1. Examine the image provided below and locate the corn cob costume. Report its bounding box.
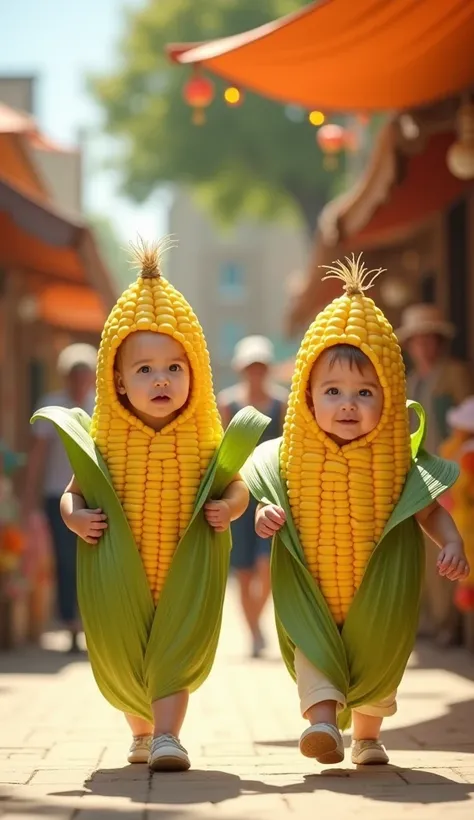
[31,240,269,722]
[243,255,458,729]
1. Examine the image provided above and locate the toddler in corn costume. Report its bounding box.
[31,240,268,772]
[244,255,469,767]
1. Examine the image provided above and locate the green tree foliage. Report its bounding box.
[92,0,344,235]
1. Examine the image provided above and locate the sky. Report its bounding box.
[0,0,169,241]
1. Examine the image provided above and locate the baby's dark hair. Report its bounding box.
[323,344,371,374]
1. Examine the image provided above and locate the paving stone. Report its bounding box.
[1,585,474,818]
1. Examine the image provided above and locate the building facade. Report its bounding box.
[167,189,309,391]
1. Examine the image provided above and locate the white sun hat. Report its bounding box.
[446,397,474,434]
[231,335,274,371]
[57,343,98,376]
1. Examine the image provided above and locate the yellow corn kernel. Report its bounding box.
[90,239,223,604]
[280,254,411,623]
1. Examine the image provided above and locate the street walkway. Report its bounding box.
[1,582,474,819]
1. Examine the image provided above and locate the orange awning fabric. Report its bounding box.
[288,123,474,332]
[37,284,106,332]
[168,0,474,112]
[0,177,117,312]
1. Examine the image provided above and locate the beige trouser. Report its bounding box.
[295,649,397,719]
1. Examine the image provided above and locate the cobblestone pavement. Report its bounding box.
[1,582,474,818]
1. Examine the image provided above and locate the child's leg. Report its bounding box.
[352,712,383,742]
[151,690,189,737]
[305,700,338,727]
[295,649,342,726]
[294,649,344,764]
[351,691,396,765]
[125,713,154,737]
[124,713,154,764]
[148,691,190,772]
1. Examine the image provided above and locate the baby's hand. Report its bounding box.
[204,500,231,532]
[256,504,286,538]
[437,542,470,581]
[70,508,108,545]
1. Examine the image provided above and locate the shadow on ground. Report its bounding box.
[36,766,474,807]
[0,643,88,675]
[411,640,474,683]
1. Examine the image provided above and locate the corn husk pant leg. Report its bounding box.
[242,405,459,731]
[32,405,269,723]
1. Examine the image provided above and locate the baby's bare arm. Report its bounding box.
[415,500,469,581]
[204,474,249,532]
[255,503,286,538]
[60,475,87,523]
[415,500,463,550]
[221,474,249,521]
[60,475,107,545]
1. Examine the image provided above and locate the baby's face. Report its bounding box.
[115,331,191,430]
[309,350,383,445]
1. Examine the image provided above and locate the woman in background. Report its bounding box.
[218,336,287,657]
[22,344,97,652]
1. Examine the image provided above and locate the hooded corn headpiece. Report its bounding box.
[90,239,223,602]
[280,254,411,623]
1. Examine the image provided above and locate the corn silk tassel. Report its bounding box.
[242,254,459,729]
[32,238,269,721]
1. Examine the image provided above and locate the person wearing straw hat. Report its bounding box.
[22,343,97,652]
[440,397,474,618]
[218,335,288,657]
[397,304,474,646]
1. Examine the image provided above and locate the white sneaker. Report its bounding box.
[299,722,344,764]
[127,734,152,764]
[148,733,190,772]
[351,739,389,765]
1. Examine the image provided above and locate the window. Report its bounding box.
[219,321,246,360]
[218,261,245,299]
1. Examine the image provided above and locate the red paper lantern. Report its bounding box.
[316,123,345,169]
[183,70,214,125]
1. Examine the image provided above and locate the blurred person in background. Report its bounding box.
[22,344,97,652]
[438,397,474,617]
[218,336,288,657]
[398,304,474,646]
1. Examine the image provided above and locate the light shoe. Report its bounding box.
[299,722,344,764]
[148,733,191,772]
[351,739,389,765]
[127,734,152,764]
[251,629,266,658]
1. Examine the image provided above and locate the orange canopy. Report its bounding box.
[0,102,116,325]
[36,284,106,332]
[168,0,474,111]
[288,123,474,331]
[0,177,116,311]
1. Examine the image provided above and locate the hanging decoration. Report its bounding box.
[224,86,244,107]
[309,110,325,126]
[182,68,215,125]
[316,123,345,169]
[446,98,474,180]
